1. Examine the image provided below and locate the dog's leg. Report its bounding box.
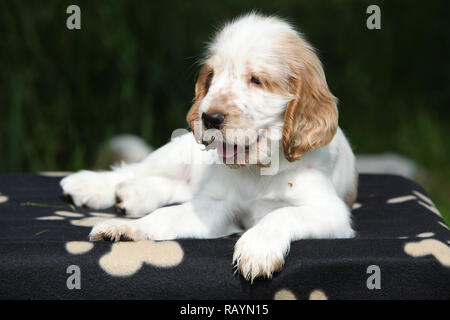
[89,198,240,241]
[60,132,211,210]
[233,171,355,282]
[233,200,354,282]
[59,170,126,209]
[114,176,194,217]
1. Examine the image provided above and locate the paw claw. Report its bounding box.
[120,234,133,241]
[115,205,127,216]
[89,220,142,242]
[113,180,160,217]
[64,193,73,203]
[233,229,287,282]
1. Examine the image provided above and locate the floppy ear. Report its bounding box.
[282,49,338,162]
[187,64,213,136]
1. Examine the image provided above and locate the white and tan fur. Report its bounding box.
[61,13,357,282]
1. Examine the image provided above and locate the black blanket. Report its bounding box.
[0,173,449,299]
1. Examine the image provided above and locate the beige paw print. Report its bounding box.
[387,190,441,217]
[404,239,450,267]
[274,289,296,300]
[66,241,94,255]
[0,192,8,204]
[438,222,449,231]
[386,195,416,204]
[38,171,72,177]
[35,209,184,277]
[416,232,434,238]
[35,210,126,227]
[99,240,184,276]
[352,202,362,210]
[64,239,184,278]
[309,289,328,300]
[273,288,328,300]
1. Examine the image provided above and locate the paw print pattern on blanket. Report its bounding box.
[35,210,124,226]
[352,202,362,210]
[308,289,328,300]
[64,239,184,276]
[0,192,8,204]
[404,239,450,267]
[387,190,441,217]
[273,289,296,300]
[99,240,184,276]
[23,173,448,298]
[66,241,94,255]
[36,210,184,276]
[273,288,328,300]
[439,222,449,231]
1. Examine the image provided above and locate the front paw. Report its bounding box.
[89,219,144,242]
[60,170,119,209]
[233,228,289,282]
[114,179,159,217]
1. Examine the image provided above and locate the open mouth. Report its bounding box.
[208,136,260,160]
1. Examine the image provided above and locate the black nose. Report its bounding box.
[202,112,225,129]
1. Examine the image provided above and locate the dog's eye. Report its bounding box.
[250,76,262,86]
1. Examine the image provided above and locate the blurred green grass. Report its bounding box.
[0,0,449,223]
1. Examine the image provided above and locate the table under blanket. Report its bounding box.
[0,173,449,299]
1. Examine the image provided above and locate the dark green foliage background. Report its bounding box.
[1,0,449,221]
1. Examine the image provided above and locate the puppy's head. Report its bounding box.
[187,13,338,167]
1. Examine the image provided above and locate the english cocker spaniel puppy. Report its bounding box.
[61,13,358,282]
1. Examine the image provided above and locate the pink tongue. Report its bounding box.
[217,143,237,158]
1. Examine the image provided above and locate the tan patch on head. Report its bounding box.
[187,64,213,136]
[203,89,248,143]
[404,239,450,267]
[206,90,240,115]
[309,289,328,300]
[99,240,184,276]
[288,182,293,188]
[55,210,84,218]
[274,289,297,300]
[65,241,94,255]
